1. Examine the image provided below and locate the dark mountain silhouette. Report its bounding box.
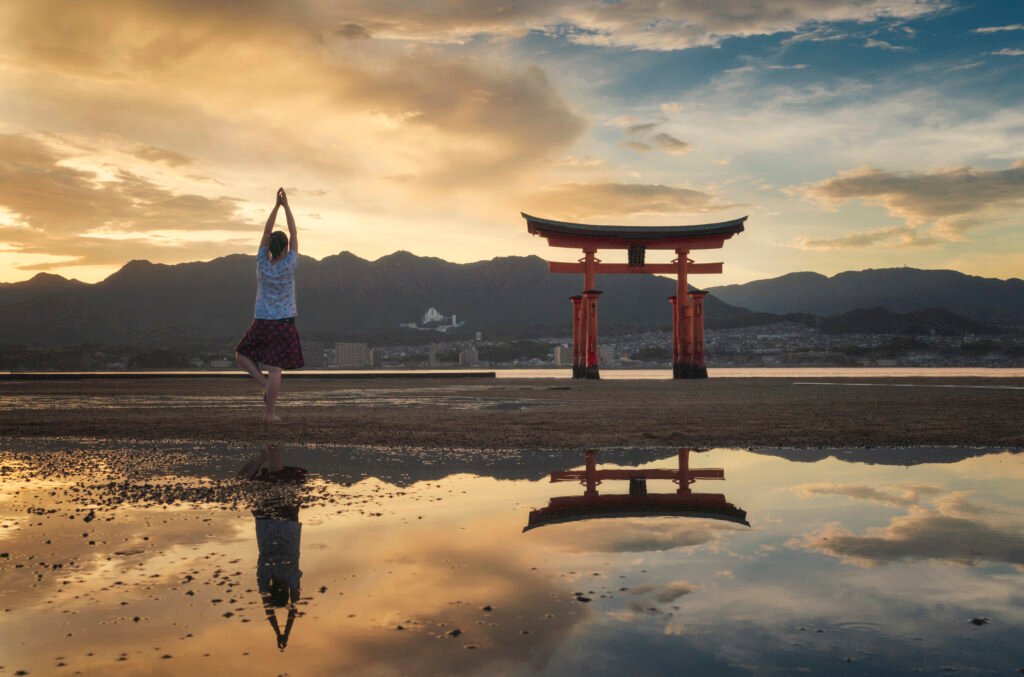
[710,268,1024,324]
[815,307,998,335]
[1,255,1006,348]
[0,251,772,347]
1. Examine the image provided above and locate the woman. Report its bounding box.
[235,187,303,423]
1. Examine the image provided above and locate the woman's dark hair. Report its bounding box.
[269,231,288,259]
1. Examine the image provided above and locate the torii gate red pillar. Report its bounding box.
[582,289,602,379]
[674,250,696,379]
[668,295,678,372]
[690,290,708,378]
[570,295,583,378]
[580,251,601,379]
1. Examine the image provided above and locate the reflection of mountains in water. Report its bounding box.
[752,446,1020,467]
[1,441,676,488]
[4,442,1017,491]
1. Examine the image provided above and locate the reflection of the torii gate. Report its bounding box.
[524,449,749,531]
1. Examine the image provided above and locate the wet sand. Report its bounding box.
[2,376,1022,448]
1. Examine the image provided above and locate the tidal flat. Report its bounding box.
[1,376,1023,448]
[1,441,1023,675]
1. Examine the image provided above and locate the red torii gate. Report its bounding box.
[523,213,746,379]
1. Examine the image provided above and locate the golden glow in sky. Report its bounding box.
[0,0,1022,284]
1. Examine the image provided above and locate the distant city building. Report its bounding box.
[428,343,440,368]
[553,345,573,367]
[401,307,466,332]
[475,331,483,342]
[459,345,479,367]
[334,342,370,368]
[368,348,381,368]
[302,340,334,369]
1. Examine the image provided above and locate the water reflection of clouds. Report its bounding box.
[793,482,943,507]
[529,518,730,553]
[4,445,1024,675]
[794,492,1024,568]
[242,509,587,674]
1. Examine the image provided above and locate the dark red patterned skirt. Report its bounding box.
[236,318,304,370]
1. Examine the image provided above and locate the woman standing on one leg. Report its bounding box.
[235,188,304,423]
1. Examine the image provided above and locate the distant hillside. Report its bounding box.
[0,251,772,347]
[815,307,999,335]
[710,268,1024,323]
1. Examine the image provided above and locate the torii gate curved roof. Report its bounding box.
[522,212,746,249]
[523,499,751,532]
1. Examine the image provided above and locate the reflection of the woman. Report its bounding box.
[238,443,307,650]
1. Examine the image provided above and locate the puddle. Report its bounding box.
[1,443,1022,675]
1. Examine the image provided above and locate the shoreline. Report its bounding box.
[2,376,1022,450]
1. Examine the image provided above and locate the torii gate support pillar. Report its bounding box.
[582,289,602,380]
[689,290,708,379]
[570,295,584,378]
[673,250,706,379]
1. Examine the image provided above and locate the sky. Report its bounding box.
[0,0,1022,285]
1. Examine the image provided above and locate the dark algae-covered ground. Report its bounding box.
[1,376,1022,448]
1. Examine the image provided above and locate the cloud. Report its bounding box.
[864,38,914,52]
[793,482,940,506]
[0,0,584,186]
[625,141,654,152]
[798,162,1024,239]
[621,125,690,156]
[974,25,1024,33]
[794,503,1024,567]
[792,226,940,250]
[127,144,194,167]
[792,488,1024,568]
[781,27,849,45]
[629,580,696,603]
[0,133,251,268]
[300,0,947,51]
[651,133,692,155]
[945,60,984,72]
[335,23,372,39]
[992,48,1024,56]
[525,182,734,220]
[532,518,736,553]
[0,0,591,277]
[626,122,662,135]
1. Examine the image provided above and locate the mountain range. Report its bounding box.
[710,268,1024,324]
[0,253,1018,348]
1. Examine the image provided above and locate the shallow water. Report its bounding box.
[1,443,1022,675]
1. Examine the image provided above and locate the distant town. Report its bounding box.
[3,309,1022,372]
[297,322,1024,371]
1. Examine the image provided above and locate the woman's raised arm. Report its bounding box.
[279,188,297,255]
[260,191,282,251]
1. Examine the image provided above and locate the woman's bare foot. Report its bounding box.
[263,411,284,424]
